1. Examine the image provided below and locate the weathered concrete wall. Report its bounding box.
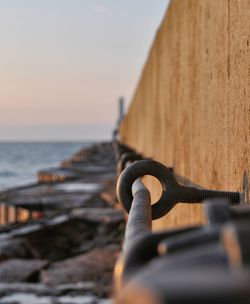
[119,0,250,230]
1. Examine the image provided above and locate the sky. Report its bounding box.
[0,0,169,141]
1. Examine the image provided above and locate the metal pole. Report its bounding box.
[123,178,152,255]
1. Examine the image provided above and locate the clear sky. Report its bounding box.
[0,0,169,141]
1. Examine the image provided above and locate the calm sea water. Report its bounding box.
[0,142,91,191]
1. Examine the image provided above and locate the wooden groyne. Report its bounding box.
[119,0,250,230]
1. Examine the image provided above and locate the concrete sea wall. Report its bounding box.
[119,0,250,230]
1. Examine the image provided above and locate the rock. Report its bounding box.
[0,283,52,295]
[53,182,103,193]
[97,300,112,304]
[81,196,110,209]
[21,218,97,261]
[1,184,49,198]
[99,178,117,208]
[57,294,97,304]
[71,240,97,256]
[10,224,42,237]
[0,282,96,296]
[64,164,116,175]
[0,292,54,304]
[46,215,70,226]
[41,245,120,296]
[0,142,120,302]
[4,193,94,212]
[1,178,113,212]
[71,208,124,224]
[0,259,48,283]
[0,282,111,303]
[97,298,112,304]
[0,238,32,262]
[54,282,96,294]
[61,143,116,168]
[0,292,110,304]
[0,207,124,262]
[0,292,104,304]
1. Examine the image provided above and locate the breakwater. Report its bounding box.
[0,142,88,191]
[119,0,250,230]
[0,142,124,303]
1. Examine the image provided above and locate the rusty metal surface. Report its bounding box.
[114,142,250,303]
[117,160,240,220]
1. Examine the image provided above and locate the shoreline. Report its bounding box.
[0,141,123,303]
[0,142,92,193]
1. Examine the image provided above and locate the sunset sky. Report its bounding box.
[0,1,169,141]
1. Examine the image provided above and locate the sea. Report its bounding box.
[0,142,91,191]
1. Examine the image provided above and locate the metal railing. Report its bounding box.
[113,141,250,304]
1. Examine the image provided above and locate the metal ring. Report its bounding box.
[120,152,143,172]
[116,143,135,160]
[116,160,179,220]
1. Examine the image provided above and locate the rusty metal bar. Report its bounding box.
[114,142,250,303]
[116,268,250,304]
[123,178,152,254]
